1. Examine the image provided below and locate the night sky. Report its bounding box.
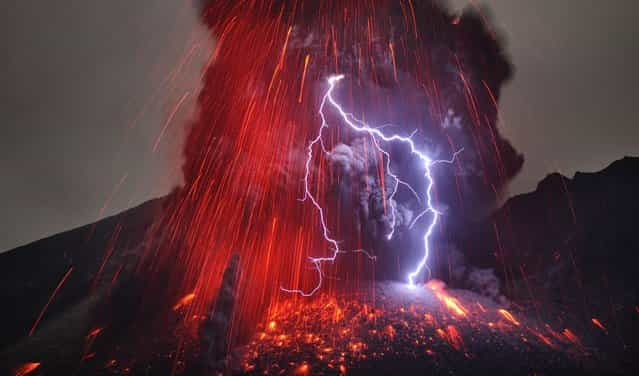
[1,0,638,252]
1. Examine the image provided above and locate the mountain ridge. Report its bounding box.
[1,156,637,356]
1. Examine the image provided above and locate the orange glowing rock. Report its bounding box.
[427,280,467,317]
[384,324,396,337]
[498,309,520,326]
[86,327,103,339]
[591,318,607,333]
[172,292,195,311]
[440,295,467,317]
[530,330,556,349]
[562,328,582,347]
[295,363,310,374]
[268,321,277,330]
[13,362,40,376]
[446,325,464,350]
[425,279,446,291]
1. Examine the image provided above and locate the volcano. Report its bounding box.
[1,157,638,374]
[2,2,638,374]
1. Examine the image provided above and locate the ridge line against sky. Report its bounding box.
[1,0,638,252]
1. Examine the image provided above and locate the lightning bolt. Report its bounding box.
[281,75,462,296]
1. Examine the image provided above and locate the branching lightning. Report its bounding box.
[281,75,462,296]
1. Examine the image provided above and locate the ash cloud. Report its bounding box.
[190,1,523,284]
[327,138,416,242]
[296,2,522,281]
[194,0,522,215]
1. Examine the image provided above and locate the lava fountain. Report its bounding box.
[137,0,521,347]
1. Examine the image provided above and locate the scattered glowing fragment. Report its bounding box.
[591,318,607,333]
[172,292,195,311]
[86,327,103,339]
[562,328,582,347]
[295,363,310,374]
[498,309,520,326]
[426,280,467,317]
[446,325,464,350]
[13,362,40,376]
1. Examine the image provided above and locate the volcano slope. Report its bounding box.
[237,281,602,375]
[2,158,638,375]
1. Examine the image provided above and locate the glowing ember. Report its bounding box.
[12,363,40,376]
[29,266,74,336]
[498,309,520,326]
[172,292,195,311]
[445,325,464,350]
[591,318,607,333]
[562,329,582,347]
[427,280,467,317]
[238,283,586,373]
[295,363,310,374]
[86,327,103,339]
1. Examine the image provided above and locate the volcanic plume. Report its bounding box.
[4,2,639,375]
[138,0,523,346]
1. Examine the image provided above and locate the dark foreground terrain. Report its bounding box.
[1,157,638,375]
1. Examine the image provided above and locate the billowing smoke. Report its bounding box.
[183,1,523,282]
[279,1,523,283]
[327,137,416,241]
[145,1,524,335]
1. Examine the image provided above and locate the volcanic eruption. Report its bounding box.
[6,1,638,375]
[127,0,526,368]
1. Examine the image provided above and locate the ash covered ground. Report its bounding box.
[1,158,638,375]
[20,279,610,375]
[239,281,594,375]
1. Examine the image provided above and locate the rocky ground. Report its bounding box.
[2,277,634,375]
[236,281,608,375]
[73,280,619,375]
[3,158,638,375]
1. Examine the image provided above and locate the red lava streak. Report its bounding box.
[28,266,74,337]
[172,292,196,311]
[12,363,40,376]
[135,0,523,352]
[498,309,520,326]
[591,318,607,333]
[428,280,467,317]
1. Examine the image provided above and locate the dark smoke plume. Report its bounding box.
[184,1,523,281]
[167,1,523,317]
[191,1,521,210]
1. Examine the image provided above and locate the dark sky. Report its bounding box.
[1,0,638,252]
